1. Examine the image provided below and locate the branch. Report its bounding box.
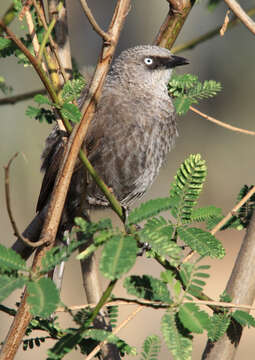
[86,305,143,360]
[3,153,47,248]
[183,185,255,263]
[172,7,255,53]
[154,0,195,48]
[190,106,255,136]
[0,89,46,105]
[56,298,255,312]
[79,0,112,42]
[0,4,16,35]
[32,0,69,83]
[202,211,255,359]
[0,1,130,358]
[224,0,255,35]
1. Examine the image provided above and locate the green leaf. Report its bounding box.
[47,329,84,359]
[173,97,193,115]
[191,206,222,222]
[0,38,12,50]
[140,335,161,360]
[61,78,86,102]
[41,240,84,273]
[169,154,207,223]
[100,235,137,280]
[207,313,230,341]
[0,244,27,271]
[34,94,51,105]
[178,303,210,334]
[27,278,60,317]
[232,311,255,327]
[127,197,174,224]
[124,275,171,303]
[26,106,41,118]
[178,227,225,259]
[61,103,81,123]
[140,217,181,263]
[161,311,192,360]
[0,76,12,95]
[0,275,26,302]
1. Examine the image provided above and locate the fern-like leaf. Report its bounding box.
[191,206,222,222]
[140,217,181,264]
[170,154,207,224]
[178,227,225,259]
[178,303,210,334]
[207,314,230,341]
[0,244,27,272]
[161,311,192,360]
[124,275,171,303]
[127,197,174,225]
[140,335,161,360]
[232,311,255,327]
[99,235,137,280]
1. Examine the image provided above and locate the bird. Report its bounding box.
[12,45,189,259]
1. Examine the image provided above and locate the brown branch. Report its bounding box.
[32,0,69,83]
[3,153,48,248]
[0,89,46,105]
[56,298,255,312]
[85,306,144,360]
[79,0,112,42]
[154,0,195,48]
[224,0,255,35]
[202,211,255,359]
[0,1,131,359]
[183,185,255,263]
[190,106,255,136]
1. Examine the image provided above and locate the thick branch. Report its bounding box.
[202,211,255,359]
[154,0,195,48]
[0,1,130,359]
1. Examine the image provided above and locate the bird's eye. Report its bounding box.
[144,57,153,66]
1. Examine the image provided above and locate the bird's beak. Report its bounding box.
[168,55,189,68]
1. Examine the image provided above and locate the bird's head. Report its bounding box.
[108,45,189,90]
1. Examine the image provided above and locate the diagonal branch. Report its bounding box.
[154,0,195,48]
[190,106,255,136]
[79,0,112,42]
[0,1,131,359]
[224,0,255,35]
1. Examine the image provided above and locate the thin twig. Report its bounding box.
[79,0,111,42]
[183,185,255,263]
[85,306,144,360]
[56,298,255,313]
[32,0,69,83]
[3,153,49,248]
[190,106,255,136]
[224,0,255,35]
[171,7,255,54]
[220,10,231,36]
[0,89,46,105]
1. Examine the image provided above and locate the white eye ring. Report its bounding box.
[144,57,153,65]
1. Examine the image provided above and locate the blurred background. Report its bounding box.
[1,0,255,358]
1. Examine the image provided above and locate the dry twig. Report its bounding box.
[4,153,47,248]
[224,0,255,35]
[79,0,111,42]
[190,106,255,136]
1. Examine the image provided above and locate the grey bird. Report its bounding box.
[12,45,189,259]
